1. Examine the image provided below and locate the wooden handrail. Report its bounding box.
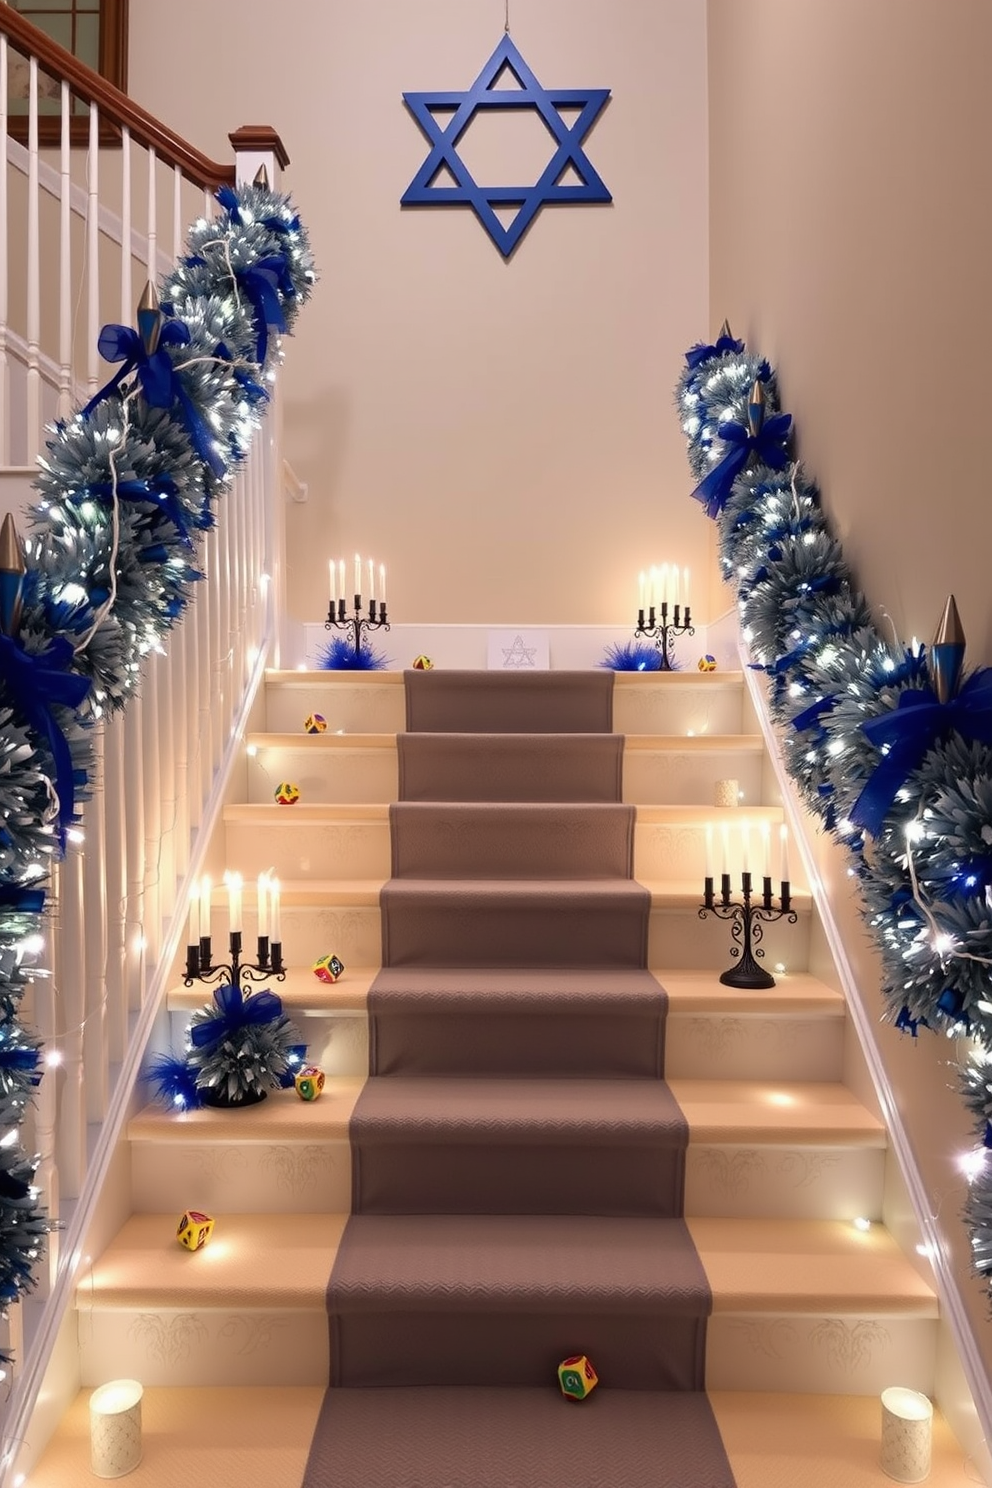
[0,4,239,189]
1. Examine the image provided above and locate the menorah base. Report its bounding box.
[719,960,777,990]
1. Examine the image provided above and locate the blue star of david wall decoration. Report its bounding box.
[401,34,612,259]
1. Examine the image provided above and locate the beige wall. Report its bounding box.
[128,0,711,629]
[708,0,992,1444]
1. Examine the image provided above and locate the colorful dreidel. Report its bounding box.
[304,712,327,734]
[274,781,301,804]
[697,654,717,672]
[411,654,433,670]
[294,1065,326,1101]
[558,1354,598,1400]
[177,1209,215,1251]
[312,954,345,983]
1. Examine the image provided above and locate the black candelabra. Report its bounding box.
[699,872,797,988]
[325,594,390,655]
[184,930,286,989]
[635,601,694,671]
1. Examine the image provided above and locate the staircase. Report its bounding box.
[23,665,972,1487]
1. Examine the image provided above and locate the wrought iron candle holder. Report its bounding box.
[184,931,286,990]
[635,602,694,671]
[699,872,797,988]
[325,596,390,656]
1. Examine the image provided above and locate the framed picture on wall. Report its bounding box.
[6,0,128,145]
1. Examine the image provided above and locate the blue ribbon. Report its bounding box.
[83,322,226,479]
[214,343,268,408]
[189,983,284,1049]
[792,694,838,734]
[86,475,195,551]
[684,333,745,369]
[895,1005,929,1037]
[215,185,242,223]
[236,256,295,364]
[937,987,970,1028]
[850,670,992,836]
[691,412,793,518]
[0,885,45,914]
[0,635,90,840]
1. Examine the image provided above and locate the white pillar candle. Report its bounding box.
[780,823,791,882]
[368,557,375,601]
[714,779,739,809]
[638,571,646,611]
[270,878,281,942]
[660,563,670,607]
[257,873,269,940]
[880,1387,933,1484]
[741,821,750,874]
[354,552,361,598]
[683,566,690,612]
[338,560,345,602]
[90,1378,143,1478]
[226,872,243,935]
[648,566,657,611]
[199,876,211,939]
[328,559,336,607]
[761,823,771,879]
[720,823,730,876]
[672,564,680,611]
[705,824,714,878]
[379,564,387,605]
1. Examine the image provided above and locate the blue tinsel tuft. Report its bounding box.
[317,636,391,671]
[145,1052,204,1112]
[598,641,666,672]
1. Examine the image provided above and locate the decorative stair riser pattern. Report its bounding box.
[79,1309,330,1388]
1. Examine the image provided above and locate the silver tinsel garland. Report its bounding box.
[676,334,992,1300]
[0,180,314,1347]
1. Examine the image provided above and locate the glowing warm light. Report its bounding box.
[45,1050,63,1068]
[66,827,85,845]
[766,1091,795,1107]
[853,1216,872,1233]
[958,1149,987,1183]
[246,744,258,758]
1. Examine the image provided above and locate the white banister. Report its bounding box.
[81,732,109,1123]
[120,126,132,322]
[57,81,71,420]
[146,145,157,286]
[102,718,128,1066]
[25,55,40,462]
[86,102,99,397]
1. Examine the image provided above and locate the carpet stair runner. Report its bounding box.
[303,670,736,1487]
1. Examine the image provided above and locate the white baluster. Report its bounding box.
[102,716,128,1064]
[172,610,191,873]
[155,648,176,929]
[86,101,100,397]
[82,730,109,1121]
[0,35,8,465]
[25,898,59,1293]
[26,55,41,461]
[146,144,157,283]
[55,847,87,1198]
[56,80,72,420]
[123,693,147,1013]
[120,125,132,322]
[172,162,182,262]
[141,655,163,972]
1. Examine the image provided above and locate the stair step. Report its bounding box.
[191,877,812,973]
[350,1075,688,1216]
[263,668,748,738]
[21,1385,975,1488]
[222,801,787,882]
[243,728,766,806]
[78,1212,934,1390]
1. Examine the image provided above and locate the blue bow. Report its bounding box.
[189,982,284,1049]
[850,670,992,836]
[684,333,745,369]
[895,1005,929,1037]
[214,343,268,407]
[262,212,301,236]
[236,256,295,364]
[83,322,226,479]
[937,986,970,1028]
[792,694,838,734]
[0,635,90,841]
[86,474,195,551]
[691,412,793,518]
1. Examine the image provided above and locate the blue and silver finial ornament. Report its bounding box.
[746,377,766,438]
[253,164,269,190]
[0,513,25,639]
[719,318,733,341]
[136,280,163,358]
[929,594,966,705]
